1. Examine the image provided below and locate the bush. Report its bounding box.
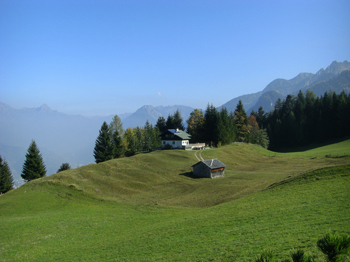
[317,233,350,262]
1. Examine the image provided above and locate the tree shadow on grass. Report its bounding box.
[179,172,201,179]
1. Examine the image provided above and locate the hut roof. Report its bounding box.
[192,159,226,170]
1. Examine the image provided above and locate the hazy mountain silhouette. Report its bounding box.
[220,60,350,113]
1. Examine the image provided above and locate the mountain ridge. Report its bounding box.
[220,60,350,113]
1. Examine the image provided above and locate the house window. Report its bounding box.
[172,141,175,144]
[163,141,166,144]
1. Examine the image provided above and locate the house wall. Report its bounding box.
[161,140,184,149]
[192,164,211,178]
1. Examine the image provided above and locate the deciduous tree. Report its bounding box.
[186,109,204,142]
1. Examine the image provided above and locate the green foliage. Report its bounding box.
[255,251,274,262]
[317,233,350,262]
[290,249,315,262]
[162,109,185,131]
[155,116,167,133]
[266,90,350,150]
[93,122,113,163]
[57,163,71,173]
[0,155,13,193]
[109,114,124,137]
[234,100,249,142]
[21,140,46,182]
[111,129,124,158]
[173,109,185,131]
[186,109,205,142]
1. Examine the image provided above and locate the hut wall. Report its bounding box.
[193,164,211,178]
[211,168,225,178]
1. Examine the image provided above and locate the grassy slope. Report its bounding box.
[0,142,349,261]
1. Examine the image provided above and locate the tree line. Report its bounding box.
[2,89,347,191]
[253,90,350,150]
[93,103,271,163]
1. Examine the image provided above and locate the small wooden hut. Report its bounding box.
[191,159,226,178]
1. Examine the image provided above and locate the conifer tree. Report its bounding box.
[111,129,124,158]
[0,156,14,193]
[21,140,46,182]
[234,100,249,142]
[165,114,175,130]
[93,122,113,163]
[57,163,71,173]
[156,116,167,133]
[173,109,185,131]
[109,114,124,137]
[203,104,219,145]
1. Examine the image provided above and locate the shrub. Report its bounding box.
[316,233,350,262]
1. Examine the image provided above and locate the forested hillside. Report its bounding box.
[253,90,350,150]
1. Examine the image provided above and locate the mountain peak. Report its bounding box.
[38,103,52,112]
[0,102,13,111]
[324,60,350,75]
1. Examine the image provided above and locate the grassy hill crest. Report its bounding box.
[1,140,349,261]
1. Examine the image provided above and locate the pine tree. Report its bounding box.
[234,100,249,142]
[111,129,124,158]
[109,114,124,137]
[93,122,113,163]
[57,163,71,173]
[156,116,167,133]
[165,114,175,130]
[204,104,219,145]
[173,109,185,131]
[21,140,46,182]
[0,156,14,193]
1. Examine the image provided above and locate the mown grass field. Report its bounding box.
[0,141,349,261]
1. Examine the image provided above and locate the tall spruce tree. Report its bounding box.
[111,129,124,158]
[173,109,185,131]
[0,156,14,193]
[156,116,167,133]
[21,140,46,182]
[204,104,219,145]
[93,122,113,163]
[234,100,249,142]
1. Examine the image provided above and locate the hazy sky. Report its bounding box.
[1,0,349,116]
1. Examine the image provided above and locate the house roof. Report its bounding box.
[191,159,226,170]
[160,129,191,140]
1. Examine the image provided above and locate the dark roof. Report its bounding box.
[160,129,191,140]
[191,159,226,169]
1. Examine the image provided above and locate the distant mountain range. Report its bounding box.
[1,60,349,186]
[122,105,195,128]
[220,60,350,113]
[0,103,194,185]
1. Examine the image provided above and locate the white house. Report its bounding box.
[159,129,191,149]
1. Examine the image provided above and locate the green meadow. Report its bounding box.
[1,141,349,261]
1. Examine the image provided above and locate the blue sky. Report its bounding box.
[1,0,349,116]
